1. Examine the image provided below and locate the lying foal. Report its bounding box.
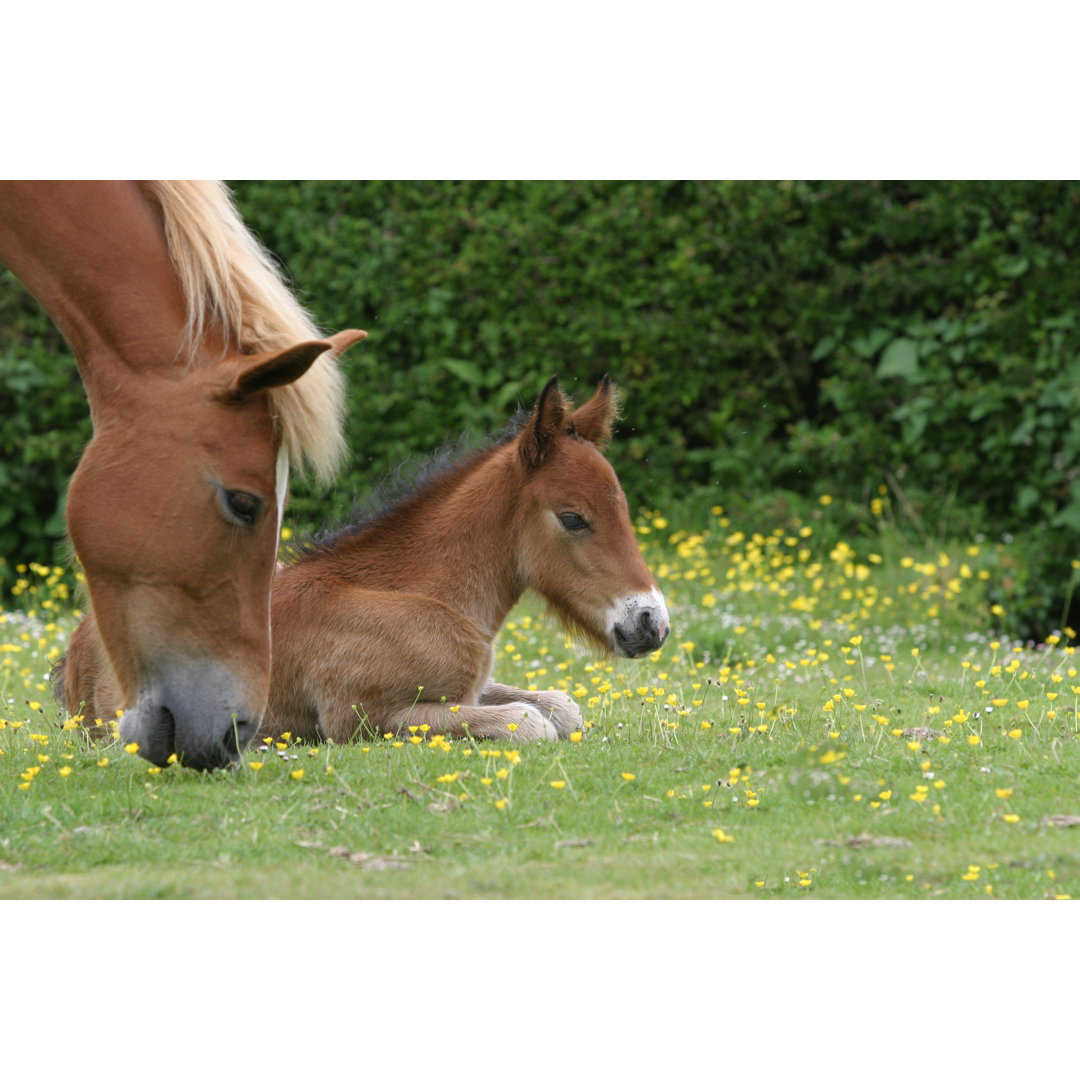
[259,376,669,744]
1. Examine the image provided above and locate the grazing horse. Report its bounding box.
[62,377,670,744]
[0,181,365,769]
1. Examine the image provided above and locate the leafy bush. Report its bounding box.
[0,343,89,575]
[4,181,1080,633]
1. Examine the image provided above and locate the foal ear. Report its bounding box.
[519,376,571,469]
[220,330,367,400]
[569,374,619,448]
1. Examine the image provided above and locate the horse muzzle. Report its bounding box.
[611,590,671,659]
[120,665,263,770]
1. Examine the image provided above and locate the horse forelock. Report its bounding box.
[138,181,345,485]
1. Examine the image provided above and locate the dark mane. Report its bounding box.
[286,413,527,563]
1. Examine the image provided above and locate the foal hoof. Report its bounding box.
[515,709,559,742]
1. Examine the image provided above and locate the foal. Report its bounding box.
[260,376,669,744]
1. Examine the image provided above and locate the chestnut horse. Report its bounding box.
[0,182,365,769]
[63,377,670,744]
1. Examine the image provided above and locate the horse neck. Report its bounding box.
[324,444,526,639]
[0,182,204,373]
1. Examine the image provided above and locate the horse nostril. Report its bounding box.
[639,608,655,634]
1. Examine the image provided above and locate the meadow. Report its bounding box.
[2,494,1079,900]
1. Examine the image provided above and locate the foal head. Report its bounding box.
[65,330,364,770]
[514,377,669,658]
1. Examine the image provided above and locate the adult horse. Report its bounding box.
[62,376,669,743]
[0,181,365,769]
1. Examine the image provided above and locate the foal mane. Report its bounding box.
[139,181,346,484]
[291,422,525,563]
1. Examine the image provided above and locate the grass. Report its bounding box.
[2,496,1079,900]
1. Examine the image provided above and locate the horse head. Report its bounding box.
[515,375,670,659]
[65,329,365,770]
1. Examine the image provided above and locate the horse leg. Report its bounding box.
[478,682,583,737]
[384,700,558,742]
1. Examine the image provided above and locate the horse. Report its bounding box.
[62,376,670,745]
[0,181,366,769]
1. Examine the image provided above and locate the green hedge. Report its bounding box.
[4,181,1080,633]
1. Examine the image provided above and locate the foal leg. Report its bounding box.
[388,700,559,742]
[478,682,583,737]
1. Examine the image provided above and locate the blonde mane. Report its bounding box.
[138,180,346,484]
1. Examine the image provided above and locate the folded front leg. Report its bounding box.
[478,682,583,737]
[386,700,558,742]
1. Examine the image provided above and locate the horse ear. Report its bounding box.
[221,330,366,400]
[519,376,570,469]
[569,374,619,448]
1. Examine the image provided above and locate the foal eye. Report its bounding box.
[559,512,588,532]
[224,491,261,526]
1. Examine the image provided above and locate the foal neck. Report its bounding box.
[317,442,526,639]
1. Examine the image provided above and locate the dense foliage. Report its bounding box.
[4,181,1080,632]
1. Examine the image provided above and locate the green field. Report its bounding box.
[2,499,1079,900]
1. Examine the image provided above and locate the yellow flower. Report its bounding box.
[123,742,140,755]
[994,787,1013,799]
[1003,814,1020,824]
[1008,728,1023,739]
[569,731,583,743]
[58,766,72,778]
[711,828,734,843]
[290,769,304,780]
[550,780,567,790]
[967,734,981,746]
[621,772,636,782]
[249,761,263,771]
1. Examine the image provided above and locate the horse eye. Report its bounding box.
[559,512,588,532]
[225,491,261,526]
